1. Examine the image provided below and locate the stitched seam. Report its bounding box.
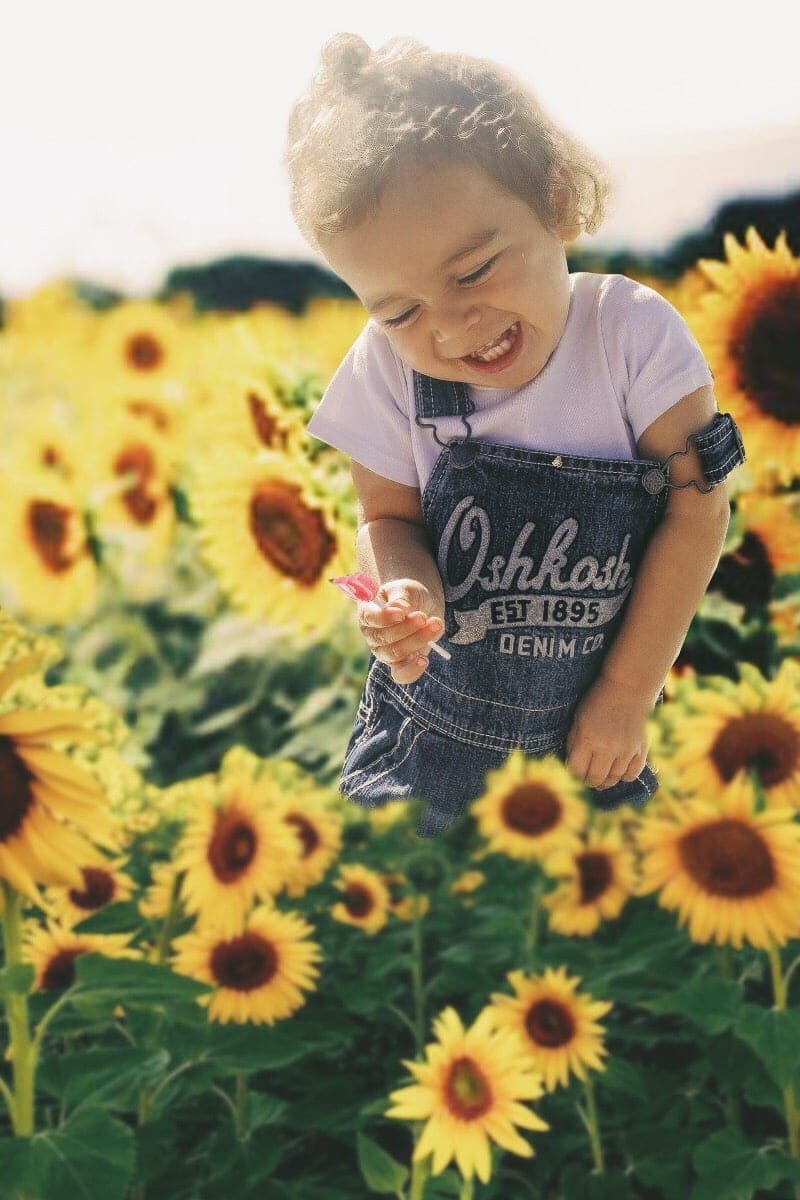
[340,716,412,789]
[476,446,642,475]
[419,672,570,714]
[381,678,564,750]
[344,719,422,796]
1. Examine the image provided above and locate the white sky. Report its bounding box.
[2,0,799,297]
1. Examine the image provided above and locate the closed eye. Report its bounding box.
[383,254,500,328]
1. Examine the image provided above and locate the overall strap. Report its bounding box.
[412,369,475,449]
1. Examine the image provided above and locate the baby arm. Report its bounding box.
[566,386,733,789]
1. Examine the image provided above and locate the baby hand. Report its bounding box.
[357,579,445,685]
[564,675,655,789]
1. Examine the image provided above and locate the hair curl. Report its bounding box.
[283,33,614,255]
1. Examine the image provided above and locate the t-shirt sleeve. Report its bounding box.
[601,275,714,443]
[304,319,419,487]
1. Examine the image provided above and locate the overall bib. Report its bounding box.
[339,368,747,839]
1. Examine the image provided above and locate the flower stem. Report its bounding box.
[581,1072,605,1173]
[765,940,800,1197]
[153,871,183,965]
[459,1174,474,1199]
[522,877,543,973]
[410,896,425,1056]
[408,1121,431,1200]
[0,881,36,1136]
[234,1073,249,1140]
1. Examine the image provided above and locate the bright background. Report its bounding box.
[2,0,799,296]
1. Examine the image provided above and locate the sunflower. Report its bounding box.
[727,491,800,589]
[0,658,120,907]
[187,442,355,637]
[170,902,322,1025]
[71,407,177,571]
[271,792,344,898]
[663,659,800,810]
[633,771,800,949]
[0,280,97,391]
[45,857,135,928]
[89,298,194,394]
[540,823,638,936]
[385,1006,550,1184]
[470,749,588,861]
[366,799,416,833]
[686,226,798,489]
[24,918,140,990]
[0,465,98,625]
[485,966,614,1092]
[380,871,431,921]
[331,863,393,934]
[172,771,300,936]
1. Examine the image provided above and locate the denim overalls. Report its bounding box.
[339,367,746,839]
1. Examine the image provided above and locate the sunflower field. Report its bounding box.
[0,226,799,1200]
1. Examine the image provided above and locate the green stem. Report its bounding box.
[1,882,36,1136]
[715,945,742,1129]
[459,1173,475,1200]
[408,1120,431,1200]
[522,877,543,973]
[154,871,183,965]
[407,899,428,1199]
[234,1073,248,1140]
[581,1073,605,1173]
[765,940,800,1199]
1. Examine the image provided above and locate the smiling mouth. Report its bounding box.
[459,321,523,371]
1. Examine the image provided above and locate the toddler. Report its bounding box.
[283,33,746,838]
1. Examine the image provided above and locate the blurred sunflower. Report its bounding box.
[386,1006,550,1184]
[88,298,194,395]
[187,443,355,637]
[450,870,486,896]
[686,227,799,489]
[380,871,430,921]
[293,297,368,378]
[171,902,322,1025]
[0,280,97,390]
[331,862,393,934]
[271,792,344,898]
[540,823,638,936]
[0,465,97,625]
[72,407,177,573]
[45,858,135,928]
[486,965,613,1092]
[665,659,800,809]
[173,772,299,936]
[0,655,120,906]
[24,919,140,990]
[633,771,800,948]
[470,749,587,861]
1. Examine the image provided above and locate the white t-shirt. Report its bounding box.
[305,272,714,495]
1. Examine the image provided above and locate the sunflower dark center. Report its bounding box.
[69,867,115,910]
[578,850,613,903]
[208,812,258,883]
[0,736,36,841]
[502,784,562,835]
[284,813,319,858]
[730,277,800,425]
[126,332,164,371]
[446,1056,491,1119]
[679,818,776,897]
[344,883,372,917]
[27,499,81,573]
[42,948,82,990]
[247,391,286,449]
[210,931,276,991]
[526,998,574,1047]
[712,712,799,788]
[249,481,336,586]
[113,443,158,524]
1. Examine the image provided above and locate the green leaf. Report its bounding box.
[36,1047,170,1112]
[691,1127,800,1200]
[72,953,211,1005]
[356,1132,409,1195]
[641,976,741,1035]
[561,1163,633,1200]
[0,1105,135,1200]
[734,1003,800,1088]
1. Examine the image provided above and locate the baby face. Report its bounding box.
[318,159,576,390]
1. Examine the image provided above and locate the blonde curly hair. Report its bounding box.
[283,33,614,256]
